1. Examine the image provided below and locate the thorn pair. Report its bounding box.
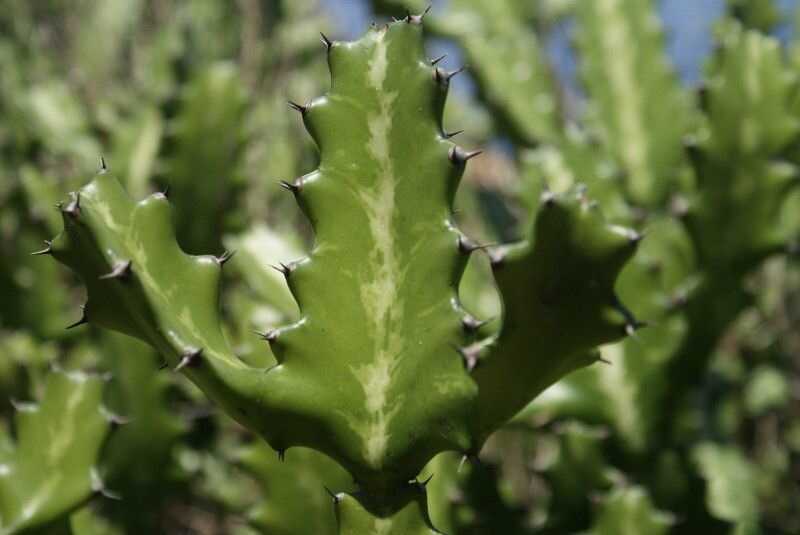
[254,329,279,343]
[279,179,302,196]
[216,250,236,266]
[99,260,132,281]
[271,262,294,278]
[435,65,466,86]
[174,348,203,372]
[403,5,432,24]
[324,485,341,504]
[288,100,308,115]
[449,146,482,166]
[458,235,494,255]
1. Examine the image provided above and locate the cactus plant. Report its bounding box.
[41,15,641,532]
[0,371,112,534]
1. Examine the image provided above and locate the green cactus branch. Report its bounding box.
[0,371,112,535]
[472,189,641,442]
[42,14,640,531]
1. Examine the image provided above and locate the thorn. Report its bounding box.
[457,235,495,255]
[453,344,481,372]
[254,329,279,343]
[420,473,434,487]
[628,230,644,246]
[270,262,293,278]
[279,179,301,195]
[597,355,612,365]
[320,32,333,49]
[63,192,81,218]
[443,130,464,139]
[288,100,308,115]
[99,260,132,281]
[431,54,447,66]
[324,485,341,504]
[174,348,203,372]
[489,249,506,270]
[66,306,88,329]
[448,146,482,166]
[101,406,131,429]
[216,250,236,266]
[100,156,108,173]
[91,468,121,500]
[458,453,480,473]
[404,5,431,24]
[31,240,53,256]
[436,65,466,85]
[277,449,285,462]
[462,315,490,333]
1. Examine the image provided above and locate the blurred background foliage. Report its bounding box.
[0,0,799,533]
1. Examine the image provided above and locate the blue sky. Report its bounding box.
[321,0,799,87]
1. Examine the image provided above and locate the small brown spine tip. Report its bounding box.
[279,179,301,195]
[444,129,464,139]
[66,306,88,330]
[31,240,53,256]
[288,100,308,115]
[320,32,333,49]
[324,485,341,504]
[448,146,482,166]
[99,260,132,281]
[100,156,108,174]
[174,348,203,372]
[597,355,612,365]
[216,250,236,266]
[430,54,447,66]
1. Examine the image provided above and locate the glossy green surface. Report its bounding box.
[0,372,110,535]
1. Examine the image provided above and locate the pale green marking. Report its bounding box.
[347,30,407,468]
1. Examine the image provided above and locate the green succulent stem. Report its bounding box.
[43,14,640,531]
